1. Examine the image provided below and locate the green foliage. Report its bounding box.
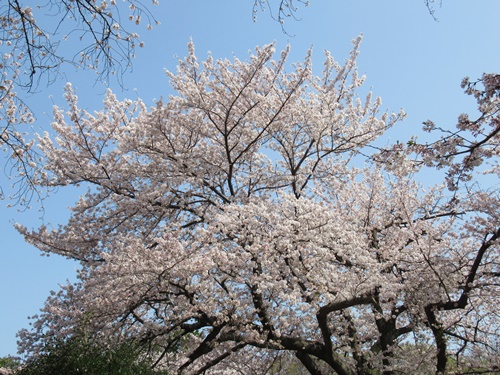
[0,356,21,369]
[16,338,168,375]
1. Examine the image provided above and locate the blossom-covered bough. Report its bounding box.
[0,0,161,204]
[16,38,500,375]
[0,83,37,204]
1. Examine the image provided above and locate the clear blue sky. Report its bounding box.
[1,0,499,358]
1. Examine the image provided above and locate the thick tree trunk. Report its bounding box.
[295,351,325,375]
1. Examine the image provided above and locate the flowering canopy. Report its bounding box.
[16,39,500,375]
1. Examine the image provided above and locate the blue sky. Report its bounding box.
[1,0,499,357]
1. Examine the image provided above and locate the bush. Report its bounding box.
[16,338,167,375]
[0,356,21,369]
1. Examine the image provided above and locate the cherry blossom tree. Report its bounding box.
[373,71,500,374]
[252,0,310,31]
[1,0,159,90]
[0,84,37,204]
[0,0,306,204]
[15,38,500,375]
[0,0,160,203]
[254,1,443,26]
